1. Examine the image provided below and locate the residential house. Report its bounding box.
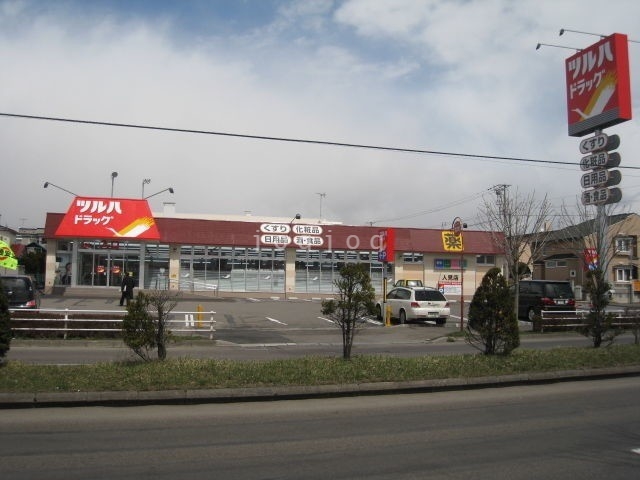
[529,213,640,303]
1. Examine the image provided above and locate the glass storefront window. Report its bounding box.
[177,246,285,293]
[76,240,141,287]
[294,249,388,294]
[55,240,74,286]
[403,252,424,263]
[144,243,170,290]
[58,240,396,295]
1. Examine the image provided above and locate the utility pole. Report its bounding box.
[493,184,510,219]
[493,184,511,253]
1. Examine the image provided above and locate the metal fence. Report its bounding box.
[9,308,216,340]
[537,308,640,333]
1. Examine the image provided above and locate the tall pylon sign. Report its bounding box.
[565,33,632,206]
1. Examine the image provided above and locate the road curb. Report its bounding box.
[2,365,639,409]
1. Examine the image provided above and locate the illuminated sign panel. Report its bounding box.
[441,230,463,252]
[583,248,598,270]
[377,228,395,262]
[565,33,632,137]
[55,197,161,240]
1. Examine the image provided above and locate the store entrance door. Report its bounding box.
[78,245,139,287]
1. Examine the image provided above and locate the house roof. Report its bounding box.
[9,242,46,257]
[11,244,26,257]
[44,213,505,255]
[544,213,634,242]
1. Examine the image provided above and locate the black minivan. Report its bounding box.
[515,280,575,321]
[0,275,41,309]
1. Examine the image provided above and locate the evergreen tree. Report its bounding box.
[0,281,12,364]
[581,268,619,347]
[466,267,520,355]
[321,264,376,360]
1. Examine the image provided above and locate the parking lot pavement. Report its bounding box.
[36,292,462,336]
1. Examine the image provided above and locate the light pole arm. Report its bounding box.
[43,182,78,196]
[144,187,174,200]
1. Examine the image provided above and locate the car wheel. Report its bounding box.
[527,307,537,322]
[376,304,382,321]
[399,310,407,324]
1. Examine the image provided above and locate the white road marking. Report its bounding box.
[632,448,640,455]
[364,317,382,325]
[266,316,287,325]
[247,298,261,302]
[318,316,335,324]
[319,316,383,326]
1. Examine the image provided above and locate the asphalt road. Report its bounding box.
[2,377,639,479]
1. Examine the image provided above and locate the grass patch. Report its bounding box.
[1,345,639,394]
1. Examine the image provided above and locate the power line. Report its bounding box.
[370,188,491,225]
[2,111,638,169]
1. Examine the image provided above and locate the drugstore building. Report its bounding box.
[43,198,505,298]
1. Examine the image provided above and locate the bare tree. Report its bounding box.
[122,290,180,361]
[147,290,180,360]
[556,202,629,347]
[478,186,553,316]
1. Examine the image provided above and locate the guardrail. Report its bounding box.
[9,308,216,340]
[537,309,640,333]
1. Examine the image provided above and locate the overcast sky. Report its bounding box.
[2,0,640,232]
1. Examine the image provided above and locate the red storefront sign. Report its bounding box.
[565,33,632,137]
[55,197,161,240]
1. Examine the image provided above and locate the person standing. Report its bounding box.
[119,272,136,306]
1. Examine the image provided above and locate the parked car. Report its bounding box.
[0,275,41,309]
[514,280,575,321]
[393,279,423,288]
[376,286,450,325]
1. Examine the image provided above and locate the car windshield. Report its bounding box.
[1,278,30,302]
[414,290,445,302]
[544,283,573,298]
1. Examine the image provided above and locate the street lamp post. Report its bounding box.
[141,178,151,198]
[316,193,326,220]
[110,172,118,197]
[144,187,174,200]
[452,217,467,332]
[43,182,78,196]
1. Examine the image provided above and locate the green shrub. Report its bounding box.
[121,290,179,361]
[121,292,156,361]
